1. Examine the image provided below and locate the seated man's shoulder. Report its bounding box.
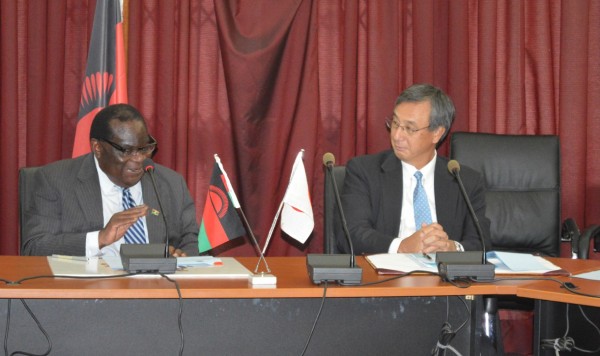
[450,161,485,187]
[153,162,186,182]
[450,160,481,178]
[38,155,88,176]
[347,150,395,169]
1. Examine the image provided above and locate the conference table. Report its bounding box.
[0,256,599,355]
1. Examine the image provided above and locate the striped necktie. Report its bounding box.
[413,171,432,229]
[122,188,147,244]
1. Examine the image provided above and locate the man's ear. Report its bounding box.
[432,126,446,145]
[90,139,101,158]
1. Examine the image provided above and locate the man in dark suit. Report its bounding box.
[22,104,199,257]
[341,84,491,255]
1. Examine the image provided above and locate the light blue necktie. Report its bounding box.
[122,188,147,244]
[413,171,432,229]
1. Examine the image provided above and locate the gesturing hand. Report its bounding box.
[98,205,149,248]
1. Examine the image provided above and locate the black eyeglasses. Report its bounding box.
[99,135,157,157]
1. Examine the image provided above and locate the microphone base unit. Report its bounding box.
[120,243,177,274]
[306,254,363,285]
[436,251,495,281]
[438,262,496,281]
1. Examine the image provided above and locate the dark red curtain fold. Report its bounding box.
[212,0,321,255]
[1,0,599,258]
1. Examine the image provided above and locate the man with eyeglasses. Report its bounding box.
[22,104,199,257]
[340,84,492,255]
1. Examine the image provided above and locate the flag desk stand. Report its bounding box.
[250,256,277,286]
[250,272,277,285]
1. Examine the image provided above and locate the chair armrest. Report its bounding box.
[561,218,581,258]
[577,224,600,260]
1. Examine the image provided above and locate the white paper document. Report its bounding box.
[365,253,439,273]
[366,251,565,275]
[486,251,563,274]
[573,270,600,281]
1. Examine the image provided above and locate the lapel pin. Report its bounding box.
[151,209,160,216]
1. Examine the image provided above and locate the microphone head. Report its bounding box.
[323,152,335,167]
[447,160,461,175]
[143,158,155,173]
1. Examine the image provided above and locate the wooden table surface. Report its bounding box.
[0,256,598,304]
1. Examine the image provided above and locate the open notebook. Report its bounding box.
[366,251,569,276]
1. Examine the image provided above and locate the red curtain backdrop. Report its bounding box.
[1,0,599,258]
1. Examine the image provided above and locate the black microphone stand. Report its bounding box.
[436,161,495,281]
[306,154,362,285]
[326,162,356,267]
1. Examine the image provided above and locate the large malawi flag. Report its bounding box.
[198,163,246,253]
[72,0,128,157]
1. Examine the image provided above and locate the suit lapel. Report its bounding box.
[380,153,403,236]
[142,173,166,244]
[75,155,104,230]
[434,157,460,228]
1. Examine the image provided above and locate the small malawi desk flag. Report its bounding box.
[198,155,246,253]
[72,0,127,158]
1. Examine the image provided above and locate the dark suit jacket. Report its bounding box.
[340,150,491,254]
[22,154,199,256]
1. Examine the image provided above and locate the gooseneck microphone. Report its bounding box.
[144,159,170,258]
[447,160,488,264]
[435,159,495,281]
[322,152,355,267]
[322,152,335,167]
[306,153,362,285]
[118,159,177,274]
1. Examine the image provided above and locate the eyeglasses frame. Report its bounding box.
[98,135,157,157]
[385,117,431,136]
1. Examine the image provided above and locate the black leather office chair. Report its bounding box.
[323,165,346,254]
[449,132,593,354]
[449,132,591,257]
[18,166,39,255]
[450,132,564,256]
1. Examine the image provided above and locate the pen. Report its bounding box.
[422,253,433,261]
[51,254,90,262]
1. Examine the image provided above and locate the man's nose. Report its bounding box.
[391,127,408,140]
[129,150,146,162]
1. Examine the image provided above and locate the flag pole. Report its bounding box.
[256,200,284,272]
[237,207,270,274]
[214,155,272,275]
[261,200,283,255]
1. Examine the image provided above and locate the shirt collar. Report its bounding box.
[401,151,437,178]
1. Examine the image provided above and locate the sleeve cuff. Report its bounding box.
[86,231,101,257]
[453,240,464,251]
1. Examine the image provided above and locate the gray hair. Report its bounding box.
[395,83,455,142]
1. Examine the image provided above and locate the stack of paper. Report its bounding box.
[366,251,567,276]
[486,251,566,275]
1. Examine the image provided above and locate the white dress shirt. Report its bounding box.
[388,153,438,253]
[85,157,148,257]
